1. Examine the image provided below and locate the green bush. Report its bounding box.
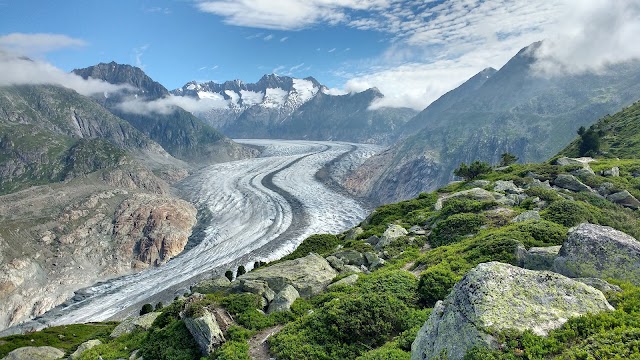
[364,193,437,229]
[355,270,419,304]
[439,198,496,218]
[430,213,485,247]
[282,234,340,260]
[211,340,251,360]
[543,200,594,227]
[139,320,200,360]
[355,346,410,360]
[139,303,154,316]
[454,161,493,181]
[524,186,561,202]
[418,263,461,307]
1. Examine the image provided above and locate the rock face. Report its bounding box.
[1,346,64,360]
[110,312,161,338]
[238,253,338,298]
[554,223,640,285]
[411,262,613,360]
[267,284,300,314]
[113,193,197,267]
[183,310,225,355]
[68,339,102,359]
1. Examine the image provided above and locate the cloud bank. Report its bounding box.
[116,95,229,115]
[0,33,87,55]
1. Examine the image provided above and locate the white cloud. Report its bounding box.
[280,36,289,42]
[116,95,229,115]
[263,34,274,41]
[0,33,87,55]
[0,51,131,96]
[133,45,149,69]
[328,48,336,53]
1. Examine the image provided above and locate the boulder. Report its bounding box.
[110,312,161,338]
[468,180,491,188]
[572,167,596,178]
[521,246,561,271]
[555,156,595,167]
[409,225,427,235]
[365,235,380,246]
[327,274,359,289]
[69,339,102,359]
[435,188,496,211]
[231,279,275,302]
[554,223,640,285]
[574,278,622,293]
[530,178,553,189]
[602,167,620,177]
[2,346,64,360]
[191,276,231,294]
[238,253,338,298]
[375,224,408,249]
[493,180,523,194]
[511,210,541,223]
[597,182,616,196]
[344,227,364,240]
[411,262,613,360]
[184,309,225,355]
[326,255,345,271]
[333,250,367,267]
[267,285,300,314]
[607,190,640,210]
[553,174,593,193]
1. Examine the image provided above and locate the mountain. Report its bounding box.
[172,74,417,144]
[73,62,256,163]
[558,100,640,159]
[346,42,640,204]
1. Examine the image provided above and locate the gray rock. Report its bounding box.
[574,278,622,293]
[602,167,620,177]
[69,339,102,359]
[522,246,561,271]
[468,180,491,188]
[129,349,142,360]
[238,253,338,298]
[110,312,161,338]
[365,235,380,246]
[364,252,379,265]
[409,225,427,235]
[375,224,408,250]
[344,227,364,241]
[326,255,345,271]
[411,262,613,360]
[530,178,553,189]
[2,347,64,360]
[267,285,300,314]
[327,274,359,290]
[494,193,516,207]
[511,210,541,223]
[597,182,616,196]
[556,156,595,167]
[435,188,496,211]
[553,174,593,192]
[184,310,225,355]
[493,180,523,194]
[368,258,386,270]
[607,190,640,210]
[333,250,367,267]
[555,223,640,285]
[572,167,596,178]
[231,279,275,302]
[191,276,231,294]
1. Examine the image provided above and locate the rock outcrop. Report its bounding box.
[183,310,225,355]
[517,245,561,271]
[267,285,300,314]
[606,190,640,210]
[554,223,640,285]
[411,262,613,360]
[191,276,231,294]
[68,339,102,359]
[110,312,161,338]
[375,225,409,249]
[434,188,496,211]
[238,253,337,298]
[553,174,593,192]
[1,346,64,360]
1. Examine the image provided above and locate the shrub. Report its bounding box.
[543,200,594,227]
[500,152,518,167]
[224,270,234,282]
[454,161,493,181]
[440,198,497,217]
[418,263,461,307]
[155,302,164,311]
[356,347,410,360]
[237,265,246,276]
[430,213,485,247]
[139,320,200,360]
[356,270,419,305]
[524,186,561,202]
[211,340,251,360]
[139,303,154,316]
[282,234,340,260]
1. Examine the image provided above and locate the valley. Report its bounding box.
[1,140,378,335]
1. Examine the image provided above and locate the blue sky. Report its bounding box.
[1,0,639,110]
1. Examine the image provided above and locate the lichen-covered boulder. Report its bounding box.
[184,309,225,355]
[110,312,161,338]
[191,276,231,294]
[238,253,337,298]
[493,180,523,194]
[554,223,640,285]
[553,174,593,192]
[606,190,640,210]
[375,224,408,249]
[344,227,364,240]
[512,210,541,223]
[68,339,102,359]
[520,246,561,271]
[230,279,275,302]
[411,262,612,360]
[574,278,622,293]
[333,250,367,267]
[327,274,359,290]
[2,346,64,360]
[435,188,496,211]
[267,285,300,314]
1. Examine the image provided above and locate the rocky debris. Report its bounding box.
[555,223,640,285]
[468,180,490,188]
[530,178,553,189]
[1,346,64,360]
[267,285,300,314]
[411,262,613,360]
[333,250,367,267]
[327,250,384,273]
[375,224,408,249]
[409,225,427,235]
[183,309,225,355]
[238,253,338,298]
[231,279,275,303]
[597,182,617,196]
[572,167,596,178]
[516,245,561,271]
[606,190,640,210]
[110,312,161,338]
[191,276,231,294]
[555,157,595,167]
[575,278,622,293]
[485,207,516,226]
[344,227,364,240]
[512,210,541,223]
[327,274,359,290]
[101,167,168,195]
[435,188,496,211]
[68,339,102,359]
[602,167,620,177]
[493,180,523,194]
[553,174,593,193]
[113,193,197,267]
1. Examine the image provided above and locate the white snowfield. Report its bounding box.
[20,139,378,330]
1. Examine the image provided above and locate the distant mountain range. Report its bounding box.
[345,42,640,204]
[172,75,416,144]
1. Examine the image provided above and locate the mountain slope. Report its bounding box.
[73,62,256,163]
[173,75,416,144]
[346,42,640,204]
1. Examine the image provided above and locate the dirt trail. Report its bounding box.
[248,325,283,360]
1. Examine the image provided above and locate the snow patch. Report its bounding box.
[224,90,241,105]
[240,90,264,106]
[198,91,225,101]
[186,83,197,91]
[292,79,318,103]
[262,87,288,108]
